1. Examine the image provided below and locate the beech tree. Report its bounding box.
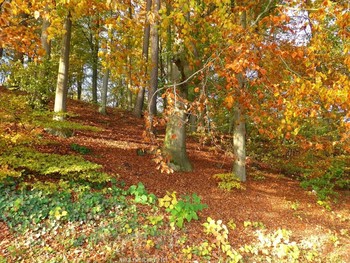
[1,0,348,179]
[148,0,160,132]
[133,0,152,118]
[53,11,72,121]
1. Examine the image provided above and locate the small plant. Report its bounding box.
[128,182,156,205]
[182,217,243,261]
[243,221,266,229]
[317,200,332,211]
[228,219,237,230]
[202,217,242,262]
[252,171,266,181]
[70,143,91,155]
[288,200,300,211]
[158,191,207,228]
[213,173,246,191]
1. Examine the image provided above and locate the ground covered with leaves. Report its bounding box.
[0,90,349,262]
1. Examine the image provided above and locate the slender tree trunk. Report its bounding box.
[41,5,51,59]
[233,10,247,182]
[166,0,173,84]
[99,68,110,114]
[133,0,152,118]
[126,2,134,111]
[148,0,160,130]
[233,91,246,181]
[76,66,84,100]
[127,75,133,110]
[77,79,82,100]
[90,16,100,104]
[53,12,72,121]
[92,42,98,103]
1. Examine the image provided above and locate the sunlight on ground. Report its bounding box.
[79,137,149,150]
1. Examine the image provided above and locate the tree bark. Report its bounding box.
[89,16,100,104]
[148,0,160,128]
[41,5,51,59]
[163,58,192,172]
[233,95,246,181]
[163,104,192,172]
[133,0,152,118]
[233,9,248,182]
[77,66,84,100]
[233,10,247,182]
[91,40,99,104]
[99,68,110,114]
[53,12,72,121]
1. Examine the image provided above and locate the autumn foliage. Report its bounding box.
[0,0,349,260]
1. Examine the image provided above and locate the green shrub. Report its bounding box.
[301,161,349,201]
[128,182,157,205]
[2,60,57,109]
[0,180,127,232]
[70,143,92,155]
[0,147,111,184]
[159,192,207,228]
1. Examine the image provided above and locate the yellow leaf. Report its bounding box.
[34,11,40,20]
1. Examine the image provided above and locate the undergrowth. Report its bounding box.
[0,146,111,183]
[213,173,246,191]
[301,160,350,203]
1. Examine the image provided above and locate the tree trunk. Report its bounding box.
[41,5,51,59]
[53,12,72,121]
[99,68,110,114]
[233,9,247,182]
[91,42,98,103]
[163,100,192,172]
[163,58,192,172]
[77,79,82,100]
[77,67,84,100]
[134,86,146,117]
[127,79,133,110]
[89,15,100,104]
[148,0,160,129]
[133,0,152,118]
[233,97,246,182]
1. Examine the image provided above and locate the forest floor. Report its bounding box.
[45,99,350,259]
[1,95,350,262]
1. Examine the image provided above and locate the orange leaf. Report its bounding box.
[285,132,291,140]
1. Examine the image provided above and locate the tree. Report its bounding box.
[148,0,160,132]
[133,0,152,118]
[53,11,72,121]
[99,68,110,114]
[41,4,51,59]
[163,58,193,172]
[89,14,100,104]
[233,9,248,182]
